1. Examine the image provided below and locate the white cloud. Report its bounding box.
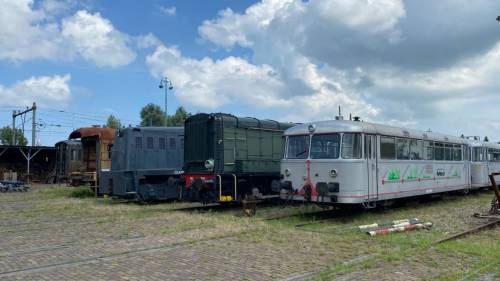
[61,10,136,67]
[146,44,378,122]
[0,0,136,67]
[193,0,500,139]
[146,45,290,109]
[160,6,176,16]
[0,75,71,107]
[0,0,61,61]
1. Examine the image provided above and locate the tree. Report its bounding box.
[106,115,122,129]
[167,106,191,126]
[0,126,28,145]
[140,103,166,126]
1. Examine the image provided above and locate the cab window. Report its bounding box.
[341,133,362,159]
[310,134,340,159]
[286,135,310,159]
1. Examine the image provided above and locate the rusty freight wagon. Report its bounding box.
[55,140,84,184]
[181,113,295,203]
[68,127,116,188]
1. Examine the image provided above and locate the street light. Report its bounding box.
[158,77,173,127]
[497,16,500,22]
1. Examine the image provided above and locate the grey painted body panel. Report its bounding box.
[99,127,184,201]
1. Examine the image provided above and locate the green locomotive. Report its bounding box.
[181,113,294,203]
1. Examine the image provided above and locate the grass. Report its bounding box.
[1,185,498,280]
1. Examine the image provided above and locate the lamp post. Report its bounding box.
[159,77,173,127]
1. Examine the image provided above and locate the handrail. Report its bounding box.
[217,174,222,200]
[231,174,237,200]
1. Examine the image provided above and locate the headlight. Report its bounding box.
[285,168,291,177]
[330,169,338,178]
[204,159,214,169]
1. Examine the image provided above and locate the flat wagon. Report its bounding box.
[181,113,294,203]
[99,126,184,202]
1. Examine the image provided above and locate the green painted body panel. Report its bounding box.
[184,113,294,174]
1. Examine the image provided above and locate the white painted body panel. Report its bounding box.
[279,119,500,205]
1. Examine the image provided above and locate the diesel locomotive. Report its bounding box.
[99,126,184,202]
[181,113,294,203]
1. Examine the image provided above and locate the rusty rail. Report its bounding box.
[435,219,500,244]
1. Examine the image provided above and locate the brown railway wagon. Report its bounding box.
[68,127,116,188]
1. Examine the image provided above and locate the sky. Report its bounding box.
[1,0,500,146]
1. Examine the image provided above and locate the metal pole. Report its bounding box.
[12,110,16,145]
[32,102,36,146]
[27,149,30,184]
[164,84,168,127]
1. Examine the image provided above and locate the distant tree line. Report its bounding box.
[0,127,28,145]
[104,104,191,129]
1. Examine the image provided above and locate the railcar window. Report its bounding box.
[70,149,76,161]
[159,137,166,149]
[380,136,396,159]
[434,142,444,160]
[489,149,500,162]
[147,137,154,149]
[342,133,362,159]
[396,138,409,160]
[444,144,453,161]
[473,147,484,162]
[453,144,462,161]
[410,139,423,160]
[310,134,340,159]
[286,135,310,159]
[424,141,434,160]
[135,137,142,149]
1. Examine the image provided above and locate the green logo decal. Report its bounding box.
[386,168,401,181]
[406,167,419,180]
[452,168,461,177]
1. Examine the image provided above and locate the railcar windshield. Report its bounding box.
[286,135,310,159]
[310,134,340,159]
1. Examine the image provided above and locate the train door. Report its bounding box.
[365,134,378,201]
[464,145,470,187]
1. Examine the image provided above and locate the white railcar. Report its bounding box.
[470,141,500,188]
[276,120,497,206]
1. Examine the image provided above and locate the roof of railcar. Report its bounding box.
[284,120,468,144]
[69,127,116,141]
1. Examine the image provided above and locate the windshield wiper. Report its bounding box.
[295,150,308,157]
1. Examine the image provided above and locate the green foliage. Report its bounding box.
[0,126,28,145]
[140,103,166,126]
[41,186,94,198]
[167,106,191,126]
[105,114,122,129]
[140,104,191,127]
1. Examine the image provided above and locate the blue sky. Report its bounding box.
[1,0,500,146]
